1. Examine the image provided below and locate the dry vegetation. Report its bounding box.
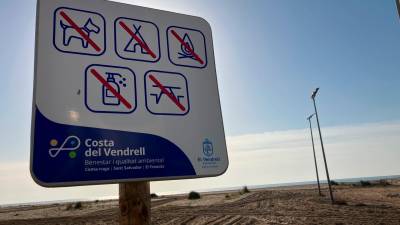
[1,180,400,224]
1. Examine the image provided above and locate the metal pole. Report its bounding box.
[119,181,151,225]
[396,0,400,19]
[307,116,322,196]
[312,97,334,204]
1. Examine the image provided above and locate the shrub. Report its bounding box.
[150,193,158,198]
[378,180,391,186]
[240,186,250,195]
[360,180,371,187]
[188,191,201,200]
[73,202,82,209]
[330,180,339,186]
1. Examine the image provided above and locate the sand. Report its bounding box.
[1,180,400,224]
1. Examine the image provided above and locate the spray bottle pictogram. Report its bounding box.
[102,72,122,105]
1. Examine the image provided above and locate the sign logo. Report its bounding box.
[203,139,214,157]
[49,136,81,158]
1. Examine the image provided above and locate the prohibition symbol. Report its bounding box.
[119,21,157,59]
[148,74,186,111]
[167,26,208,69]
[170,30,204,65]
[90,68,133,109]
[114,17,161,63]
[53,7,106,56]
[144,71,190,116]
[60,11,102,52]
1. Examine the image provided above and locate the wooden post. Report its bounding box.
[119,181,151,225]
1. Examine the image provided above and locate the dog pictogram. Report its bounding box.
[60,18,100,49]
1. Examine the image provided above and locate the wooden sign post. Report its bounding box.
[119,181,151,225]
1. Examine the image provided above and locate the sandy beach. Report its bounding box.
[1,180,400,225]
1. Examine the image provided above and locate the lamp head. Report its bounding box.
[307,113,315,120]
[311,88,319,99]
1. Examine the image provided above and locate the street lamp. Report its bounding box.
[307,113,322,196]
[311,88,334,204]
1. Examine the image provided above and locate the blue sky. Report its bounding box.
[1,0,400,204]
[213,0,400,133]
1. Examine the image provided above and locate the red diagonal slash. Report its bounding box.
[59,11,102,52]
[119,21,157,59]
[170,30,204,65]
[148,74,186,112]
[90,69,133,109]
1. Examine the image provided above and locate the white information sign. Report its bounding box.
[31,0,228,187]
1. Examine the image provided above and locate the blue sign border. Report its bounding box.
[166,26,208,69]
[53,7,106,56]
[144,70,190,116]
[114,17,161,63]
[84,64,138,114]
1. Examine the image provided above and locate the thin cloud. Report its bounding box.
[1,120,400,205]
[227,120,400,153]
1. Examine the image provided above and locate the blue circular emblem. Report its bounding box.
[203,138,213,157]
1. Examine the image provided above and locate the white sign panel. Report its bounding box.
[31,0,228,187]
